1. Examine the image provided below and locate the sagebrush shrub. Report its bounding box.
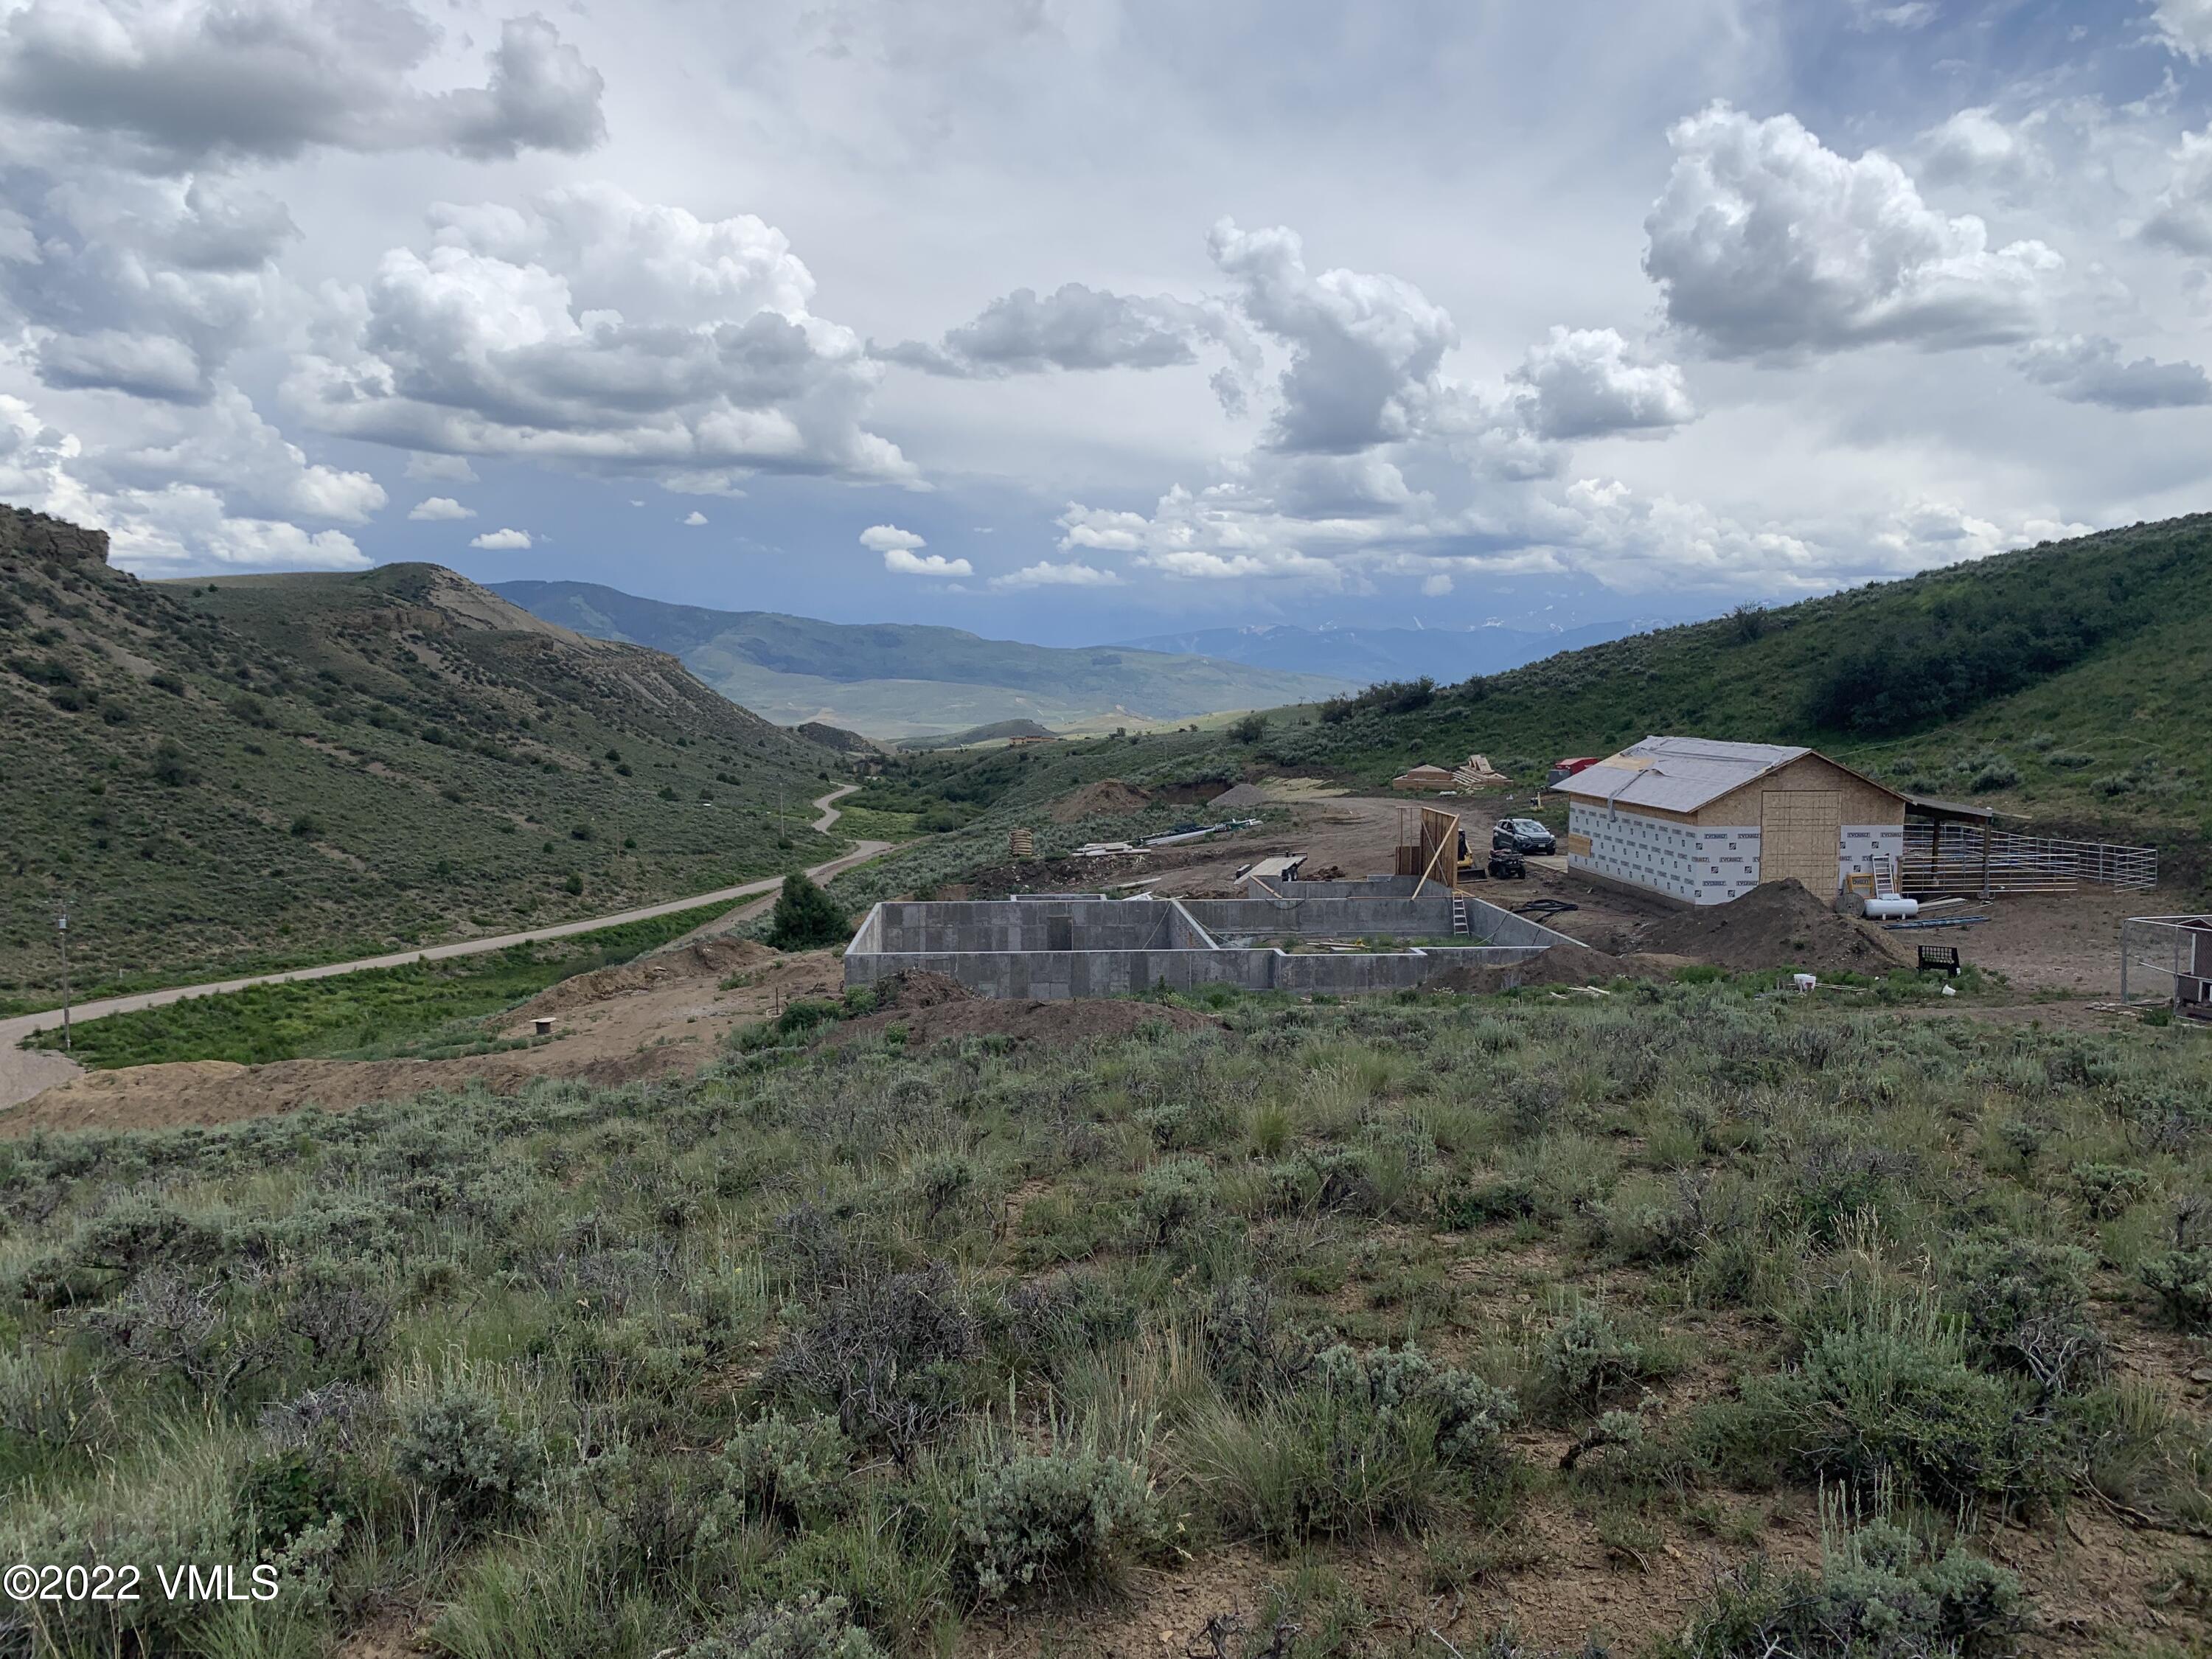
[1716,1314,2065,1513]
[1531,1304,1656,1420]
[393,1386,542,1531]
[1671,1519,2021,1658]
[712,1411,854,1528]
[959,1449,1150,1601]
[1947,1238,2107,1395]
[683,1593,884,1658]
[2140,1245,2212,1331]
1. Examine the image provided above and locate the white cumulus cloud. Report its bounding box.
[1644,102,2061,358]
[2014,335,2212,408]
[288,184,915,489]
[471,527,532,549]
[683,509,708,525]
[1506,327,1697,439]
[991,560,1121,588]
[0,4,605,167]
[858,523,927,552]
[883,548,970,577]
[882,282,1236,377]
[2153,0,2212,60]
[409,495,475,521]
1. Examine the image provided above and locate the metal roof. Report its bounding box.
[1551,735,1814,814]
[1903,793,1995,824]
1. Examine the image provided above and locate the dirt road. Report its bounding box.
[0,785,889,1110]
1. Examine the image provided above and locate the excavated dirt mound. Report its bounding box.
[1638,878,1913,975]
[828,996,1220,1049]
[1208,782,1270,810]
[1049,779,1153,822]
[871,970,974,1009]
[512,939,776,1020]
[1422,944,1664,995]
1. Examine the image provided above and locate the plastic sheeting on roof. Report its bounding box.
[1551,735,1812,815]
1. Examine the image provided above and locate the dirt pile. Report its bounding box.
[1424,944,1663,995]
[829,996,1220,1049]
[512,939,775,1020]
[1050,779,1153,821]
[872,969,973,1009]
[1208,782,1270,810]
[1638,879,1913,975]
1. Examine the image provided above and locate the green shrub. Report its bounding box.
[682,1593,884,1658]
[1530,1304,1662,1421]
[393,1386,543,1532]
[2140,1245,2212,1331]
[1184,1343,1515,1543]
[1668,1518,2022,1658]
[1947,1238,2106,1394]
[769,873,851,950]
[1132,1156,1217,1247]
[2070,1164,2153,1220]
[1706,1307,2065,1513]
[712,1411,854,1528]
[958,1449,1150,1601]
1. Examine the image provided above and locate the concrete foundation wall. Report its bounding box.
[1184,894,1579,949]
[844,941,1553,998]
[844,886,1587,1001]
[872,898,1186,953]
[1248,875,1420,900]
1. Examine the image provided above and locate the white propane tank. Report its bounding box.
[1862,894,1919,921]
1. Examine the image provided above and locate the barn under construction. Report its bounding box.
[1556,737,1908,907]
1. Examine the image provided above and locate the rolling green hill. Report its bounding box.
[491,580,1352,740]
[0,509,849,1010]
[834,515,2212,897]
[1195,513,2212,841]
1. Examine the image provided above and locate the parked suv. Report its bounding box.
[1491,817,1557,855]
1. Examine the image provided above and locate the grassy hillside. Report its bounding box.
[493,579,1352,740]
[3,987,2206,1655]
[0,509,849,1010]
[1214,515,2212,840]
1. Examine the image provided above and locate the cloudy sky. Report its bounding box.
[3,0,2209,645]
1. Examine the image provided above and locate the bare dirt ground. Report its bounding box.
[0,942,841,1137]
[9,785,2192,1135]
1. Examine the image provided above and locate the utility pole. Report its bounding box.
[55,900,71,1054]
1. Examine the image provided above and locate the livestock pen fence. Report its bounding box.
[1897,821,2157,897]
[2118,914,2212,1012]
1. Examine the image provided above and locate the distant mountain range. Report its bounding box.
[493,580,1352,740]
[1114,618,1694,686]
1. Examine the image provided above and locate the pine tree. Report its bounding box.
[768,872,850,950]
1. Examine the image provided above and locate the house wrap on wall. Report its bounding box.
[1557,737,1907,906]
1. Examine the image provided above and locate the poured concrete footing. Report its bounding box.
[843,885,1587,1000]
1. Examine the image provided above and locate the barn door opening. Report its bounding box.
[1759,790,1843,895]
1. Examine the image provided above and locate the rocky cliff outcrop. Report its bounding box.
[0,504,109,565]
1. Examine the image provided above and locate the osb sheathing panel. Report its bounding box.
[1696,753,1905,829]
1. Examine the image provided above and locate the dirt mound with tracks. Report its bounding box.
[1049,779,1153,821]
[1638,878,1912,975]
[1423,944,1666,995]
[510,938,776,1020]
[830,972,1219,1048]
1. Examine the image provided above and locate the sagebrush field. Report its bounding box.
[4,984,2208,1658]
